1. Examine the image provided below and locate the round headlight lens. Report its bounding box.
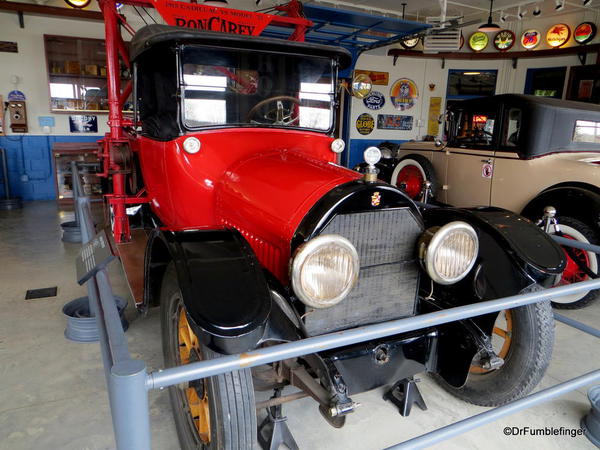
[420,221,478,285]
[291,234,359,309]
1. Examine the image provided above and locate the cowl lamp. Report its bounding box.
[478,0,500,32]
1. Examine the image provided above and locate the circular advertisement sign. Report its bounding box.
[574,22,597,45]
[469,32,489,52]
[521,29,541,49]
[546,23,571,48]
[494,30,515,51]
[390,78,419,111]
[356,113,375,135]
[401,37,420,49]
[363,91,385,110]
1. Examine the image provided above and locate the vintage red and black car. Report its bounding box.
[121,24,566,449]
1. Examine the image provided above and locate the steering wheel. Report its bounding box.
[246,96,301,126]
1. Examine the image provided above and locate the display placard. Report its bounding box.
[76,229,116,285]
[69,115,98,133]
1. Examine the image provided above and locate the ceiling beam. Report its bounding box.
[0,1,103,21]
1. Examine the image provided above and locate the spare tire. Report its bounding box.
[390,154,438,200]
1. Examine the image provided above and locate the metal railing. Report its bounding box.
[71,162,600,449]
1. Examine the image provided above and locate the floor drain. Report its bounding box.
[25,287,58,300]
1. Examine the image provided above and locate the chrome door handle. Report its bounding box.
[481,158,492,164]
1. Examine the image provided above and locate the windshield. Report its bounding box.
[181,45,335,132]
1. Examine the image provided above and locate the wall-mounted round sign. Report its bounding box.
[363,91,385,110]
[494,30,515,51]
[356,113,375,135]
[546,23,571,48]
[574,22,597,45]
[400,37,420,49]
[521,29,541,50]
[390,78,419,111]
[468,32,489,52]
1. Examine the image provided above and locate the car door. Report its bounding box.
[444,106,499,207]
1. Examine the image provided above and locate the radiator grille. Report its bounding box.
[303,208,422,336]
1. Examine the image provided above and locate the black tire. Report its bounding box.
[549,216,600,309]
[161,263,256,450]
[390,154,438,200]
[435,300,554,407]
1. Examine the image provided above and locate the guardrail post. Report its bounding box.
[109,359,151,450]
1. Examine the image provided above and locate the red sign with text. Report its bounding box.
[151,0,272,36]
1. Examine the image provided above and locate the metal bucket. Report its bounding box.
[582,385,600,448]
[63,296,128,343]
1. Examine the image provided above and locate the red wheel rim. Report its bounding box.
[557,234,590,285]
[396,165,424,199]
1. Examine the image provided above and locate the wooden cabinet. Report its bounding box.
[53,142,104,205]
[44,35,132,114]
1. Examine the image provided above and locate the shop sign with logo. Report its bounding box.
[400,37,420,49]
[494,30,515,51]
[546,24,571,48]
[152,0,271,35]
[356,113,375,135]
[574,22,596,45]
[521,29,541,49]
[469,32,489,52]
[69,115,98,133]
[390,78,418,111]
[377,114,413,131]
[363,91,385,110]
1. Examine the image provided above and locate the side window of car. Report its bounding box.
[503,108,522,148]
[451,109,497,148]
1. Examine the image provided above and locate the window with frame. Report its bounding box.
[451,109,497,147]
[502,108,522,148]
[573,120,600,144]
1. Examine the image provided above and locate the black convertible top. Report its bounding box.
[130,24,353,69]
[449,94,600,158]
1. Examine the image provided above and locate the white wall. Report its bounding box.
[0,13,112,135]
[350,9,600,142]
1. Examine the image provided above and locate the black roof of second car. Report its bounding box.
[449,94,600,114]
[130,24,353,69]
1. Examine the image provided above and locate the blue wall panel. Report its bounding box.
[346,138,407,169]
[0,135,100,201]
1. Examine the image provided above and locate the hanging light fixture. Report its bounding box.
[478,0,500,32]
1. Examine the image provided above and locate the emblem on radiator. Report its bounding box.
[371,191,381,207]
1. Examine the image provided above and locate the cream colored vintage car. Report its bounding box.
[392,94,600,309]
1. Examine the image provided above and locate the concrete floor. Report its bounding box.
[0,200,598,450]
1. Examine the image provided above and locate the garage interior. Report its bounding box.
[1,0,600,449]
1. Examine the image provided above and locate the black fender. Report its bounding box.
[421,207,565,387]
[521,185,600,231]
[144,228,272,354]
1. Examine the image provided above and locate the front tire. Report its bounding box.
[161,264,257,450]
[436,301,554,407]
[549,216,599,309]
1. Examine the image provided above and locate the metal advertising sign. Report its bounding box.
[574,22,597,45]
[356,113,375,135]
[390,78,418,111]
[493,30,515,51]
[363,91,385,110]
[377,114,413,130]
[152,0,272,35]
[469,32,489,52]
[354,70,389,86]
[69,115,98,133]
[546,24,571,48]
[521,29,541,49]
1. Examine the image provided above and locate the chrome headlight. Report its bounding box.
[419,221,478,285]
[290,234,359,309]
